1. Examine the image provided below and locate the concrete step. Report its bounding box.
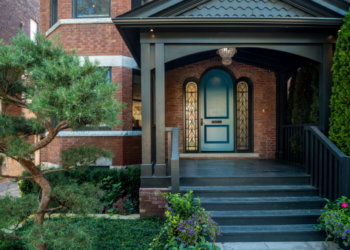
[209,209,322,225]
[180,176,310,186]
[177,185,319,197]
[200,197,326,211]
[217,224,325,242]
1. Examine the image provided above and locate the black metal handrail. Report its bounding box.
[304,126,350,200]
[282,124,318,165]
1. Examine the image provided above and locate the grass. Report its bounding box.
[0,216,166,250]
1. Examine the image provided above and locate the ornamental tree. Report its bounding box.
[329,9,350,156]
[0,31,123,250]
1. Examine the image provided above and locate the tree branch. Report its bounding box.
[40,205,65,213]
[2,232,23,241]
[4,94,27,109]
[42,166,86,175]
[0,174,33,179]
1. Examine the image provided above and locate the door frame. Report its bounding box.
[182,66,254,153]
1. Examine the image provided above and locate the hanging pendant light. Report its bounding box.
[216,47,237,65]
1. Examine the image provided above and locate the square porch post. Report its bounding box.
[154,43,166,176]
[319,43,333,136]
[141,43,152,176]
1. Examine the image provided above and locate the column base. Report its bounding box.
[154,164,167,176]
[141,164,153,176]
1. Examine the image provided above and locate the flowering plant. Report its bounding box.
[105,195,135,215]
[315,196,350,248]
[150,191,221,250]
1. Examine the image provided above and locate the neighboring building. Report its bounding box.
[0,0,40,177]
[38,0,350,242]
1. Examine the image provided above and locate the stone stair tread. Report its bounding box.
[178,185,318,191]
[208,209,322,217]
[220,224,322,233]
[200,196,325,203]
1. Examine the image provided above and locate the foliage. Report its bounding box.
[0,216,167,250]
[150,191,221,250]
[19,167,141,206]
[288,63,319,124]
[315,197,350,248]
[106,195,135,215]
[329,10,350,156]
[289,133,303,157]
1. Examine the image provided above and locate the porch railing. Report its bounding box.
[166,127,180,193]
[304,126,350,200]
[282,124,318,165]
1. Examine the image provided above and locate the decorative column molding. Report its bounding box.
[141,43,153,176]
[155,43,166,176]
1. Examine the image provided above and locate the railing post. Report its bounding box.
[167,129,172,175]
[342,157,350,197]
[305,128,310,174]
[171,127,180,193]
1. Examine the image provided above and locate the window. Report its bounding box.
[30,19,37,41]
[73,0,111,18]
[132,70,141,130]
[51,0,58,27]
[236,81,250,151]
[184,81,198,152]
[131,0,149,9]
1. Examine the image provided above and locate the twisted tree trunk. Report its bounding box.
[20,159,51,250]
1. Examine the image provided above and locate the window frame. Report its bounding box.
[132,69,142,131]
[30,19,38,41]
[131,0,149,10]
[72,0,111,19]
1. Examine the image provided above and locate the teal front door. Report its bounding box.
[200,70,234,151]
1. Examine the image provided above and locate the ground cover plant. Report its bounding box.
[0,216,167,250]
[0,30,123,250]
[315,196,350,248]
[329,9,350,156]
[150,191,221,250]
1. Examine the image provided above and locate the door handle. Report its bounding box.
[201,118,204,126]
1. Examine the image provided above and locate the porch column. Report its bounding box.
[319,43,333,136]
[154,43,166,176]
[141,43,152,176]
[276,73,288,159]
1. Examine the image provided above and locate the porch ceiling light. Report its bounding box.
[216,47,237,66]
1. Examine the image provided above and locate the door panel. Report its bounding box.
[200,70,234,151]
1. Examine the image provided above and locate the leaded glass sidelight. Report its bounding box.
[237,81,249,151]
[185,82,198,152]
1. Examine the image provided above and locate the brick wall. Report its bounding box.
[165,57,276,159]
[139,188,168,217]
[41,135,141,167]
[0,0,40,45]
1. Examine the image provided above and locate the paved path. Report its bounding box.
[0,180,20,197]
[215,242,341,250]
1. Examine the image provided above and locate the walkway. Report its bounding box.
[215,242,341,250]
[0,180,20,197]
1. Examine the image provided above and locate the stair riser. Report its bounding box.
[187,190,319,198]
[213,216,320,226]
[216,231,326,242]
[180,177,310,186]
[202,202,326,211]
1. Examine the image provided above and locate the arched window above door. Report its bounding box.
[184,80,199,152]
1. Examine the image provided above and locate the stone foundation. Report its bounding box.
[139,188,168,217]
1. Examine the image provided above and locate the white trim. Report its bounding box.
[79,56,139,69]
[51,131,142,137]
[180,153,260,158]
[46,18,113,36]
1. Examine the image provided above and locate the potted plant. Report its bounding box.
[315,196,350,249]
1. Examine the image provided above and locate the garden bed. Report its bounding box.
[0,216,166,250]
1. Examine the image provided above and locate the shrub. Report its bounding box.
[329,10,350,156]
[150,191,221,250]
[315,196,350,248]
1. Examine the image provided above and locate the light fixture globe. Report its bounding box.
[217,47,237,65]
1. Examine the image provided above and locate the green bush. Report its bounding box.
[18,167,141,204]
[0,216,166,250]
[329,10,350,156]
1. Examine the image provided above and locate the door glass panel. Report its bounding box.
[205,77,228,118]
[237,81,249,151]
[185,82,198,152]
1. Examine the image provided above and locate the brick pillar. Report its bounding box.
[139,188,168,217]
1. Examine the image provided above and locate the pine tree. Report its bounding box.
[0,31,123,250]
[329,10,350,156]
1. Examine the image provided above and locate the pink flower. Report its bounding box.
[342,203,348,208]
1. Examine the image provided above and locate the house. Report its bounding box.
[0,0,40,177]
[39,0,350,242]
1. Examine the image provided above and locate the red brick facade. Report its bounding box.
[139,188,168,217]
[0,0,40,45]
[165,57,277,159]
